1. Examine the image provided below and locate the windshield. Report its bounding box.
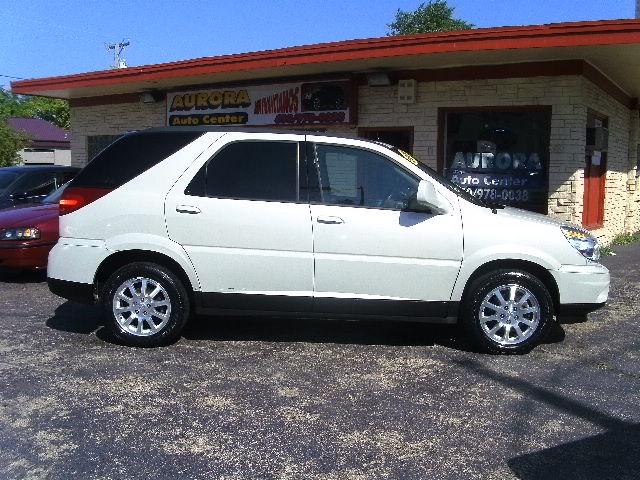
[0,171,19,193]
[42,182,69,204]
[389,146,499,208]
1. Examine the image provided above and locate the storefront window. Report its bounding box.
[443,109,550,213]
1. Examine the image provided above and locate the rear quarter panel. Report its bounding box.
[59,133,220,241]
[55,132,222,287]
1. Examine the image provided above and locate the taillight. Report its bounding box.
[59,187,112,216]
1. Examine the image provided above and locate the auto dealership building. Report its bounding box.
[12,19,640,243]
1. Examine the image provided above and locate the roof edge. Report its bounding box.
[12,18,640,98]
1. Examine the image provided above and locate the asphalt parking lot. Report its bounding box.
[0,247,639,480]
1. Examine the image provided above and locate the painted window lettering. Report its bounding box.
[451,152,543,170]
[443,109,550,213]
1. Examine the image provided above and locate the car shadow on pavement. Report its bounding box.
[183,315,565,351]
[45,302,567,351]
[454,357,639,479]
[0,269,46,283]
[46,301,104,335]
[183,315,462,348]
[507,423,640,480]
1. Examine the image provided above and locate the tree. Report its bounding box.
[388,1,474,35]
[0,88,70,130]
[0,119,24,167]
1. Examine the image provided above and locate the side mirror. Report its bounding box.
[416,180,447,214]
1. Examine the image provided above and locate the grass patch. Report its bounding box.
[601,230,640,255]
[611,231,640,246]
[600,245,615,257]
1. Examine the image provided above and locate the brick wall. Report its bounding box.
[69,74,639,243]
[350,75,637,242]
[70,101,165,166]
[581,79,634,242]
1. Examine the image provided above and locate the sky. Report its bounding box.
[0,0,636,89]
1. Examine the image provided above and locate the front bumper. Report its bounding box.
[0,242,55,270]
[551,262,610,312]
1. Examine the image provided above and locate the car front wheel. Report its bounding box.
[102,262,190,347]
[462,269,554,354]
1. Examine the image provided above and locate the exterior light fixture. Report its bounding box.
[367,72,392,87]
[140,91,163,103]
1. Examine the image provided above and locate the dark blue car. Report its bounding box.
[0,165,79,210]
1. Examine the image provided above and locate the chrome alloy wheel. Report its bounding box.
[478,284,540,346]
[112,277,172,337]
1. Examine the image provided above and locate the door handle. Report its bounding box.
[317,215,344,224]
[176,204,201,214]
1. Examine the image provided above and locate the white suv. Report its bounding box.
[48,128,609,353]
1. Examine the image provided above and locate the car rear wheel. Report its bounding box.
[462,269,554,354]
[102,262,189,347]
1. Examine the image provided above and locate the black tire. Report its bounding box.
[101,262,190,347]
[461,269,554,354]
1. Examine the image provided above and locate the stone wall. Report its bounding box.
[69,101,165,166]
[581,79,634,242]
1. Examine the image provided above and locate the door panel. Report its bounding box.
[165,136,314,303]
[582,153,607,229]
[311,204,462,302]
[167,197,314,296]
[307,141,463,306]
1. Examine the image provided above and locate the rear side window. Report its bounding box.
[14,172,57,197]
[188,141,299,202]
[71,132,202,189]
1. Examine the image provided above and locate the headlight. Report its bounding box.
[0,227,41,241]
[561,225,600,262]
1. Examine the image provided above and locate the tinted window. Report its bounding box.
[0,172,18,191]
[72,132,202,189]
[309,144,418,210]
[14,172,57,197]
[87,135,122,161]
[202,141,298,202]
[56,171,78,186]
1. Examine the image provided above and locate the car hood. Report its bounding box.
[0,203,58,228]
[496,206,570,228]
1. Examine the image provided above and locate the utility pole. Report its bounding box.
[106,40,130,69]
[637,0,640,19]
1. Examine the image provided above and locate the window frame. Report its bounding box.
[306,141,423,212]
[437,105,552,214]
[186,140,306,204]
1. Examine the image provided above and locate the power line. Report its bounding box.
[0,74,25,80]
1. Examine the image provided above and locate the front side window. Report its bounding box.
[309,143,419,210]
[196,141,299,202]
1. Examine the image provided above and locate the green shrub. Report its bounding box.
[611,231,640,246]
